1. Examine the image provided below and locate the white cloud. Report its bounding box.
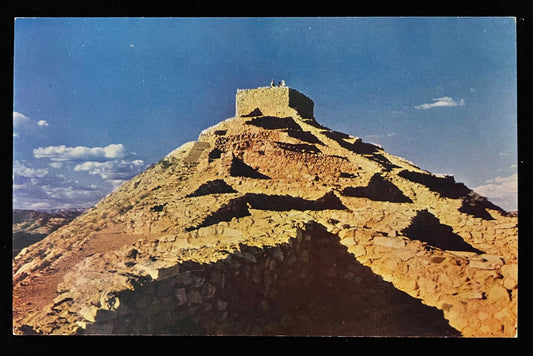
[12,169,108,210]
[13,161,48,178]
[13,112,49,136]
[73,159,145,190]
[13,112,31,126]
[16,142,146,210]
[366,132,397,139]
[414,96,466,110]
[74,159,146,182]
[42,185,100,200]
[33,143,125,161]
[473,173,518,211]
[49,162,63,169]
[484,174,518,186]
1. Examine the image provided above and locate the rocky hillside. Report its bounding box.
[12,87,517,336]
[12,209,85,256]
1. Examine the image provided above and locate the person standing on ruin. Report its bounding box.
[270,79,275,87]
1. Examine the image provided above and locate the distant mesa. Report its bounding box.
[12,209,85,256]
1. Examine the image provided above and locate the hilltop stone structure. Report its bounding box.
[13,86,517,336]
[236,86,314,119]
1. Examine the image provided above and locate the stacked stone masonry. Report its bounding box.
[13,87,517,336]
[236,87,314,119]
[30,221,462,336]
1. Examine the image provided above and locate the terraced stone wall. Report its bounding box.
[81,223,459,336]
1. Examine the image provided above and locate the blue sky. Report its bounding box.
[13,17,517,210]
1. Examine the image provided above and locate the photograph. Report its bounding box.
[12,17,517,337]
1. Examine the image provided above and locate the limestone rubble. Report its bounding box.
[12,87,517,336]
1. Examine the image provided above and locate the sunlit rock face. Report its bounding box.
[13,87,517,337]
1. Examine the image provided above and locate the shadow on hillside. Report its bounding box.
[323,130,379,155]
[399,170,470,199]
[401,210,484,254]
[12,232,47,257]
[241,108,263,117]
[229,157,271,180]
[284,129,324,145]
[322,131,400,171]
[275,141,321,154]
[187,192,347,230]
[186,179,237,198]
[341,173,413,203]
[398,170,506,219]
[246,116,302,130]
[104,223,461,336]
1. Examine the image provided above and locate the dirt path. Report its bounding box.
[12,226,148,330]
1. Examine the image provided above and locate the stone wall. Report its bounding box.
[13,85,517,337]
[339,216,518,337]
[80,223,459,336]
[235,87,314,119]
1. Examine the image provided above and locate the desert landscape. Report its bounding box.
[13,86,517,336]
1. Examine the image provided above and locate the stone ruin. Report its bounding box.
[236,85,314,120]
[12,86,518,337]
